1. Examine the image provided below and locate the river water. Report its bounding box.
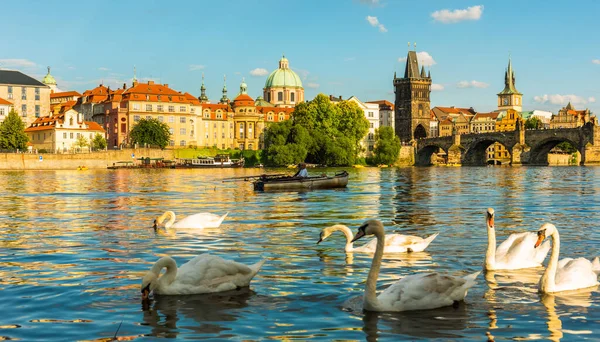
[0,166,599,341]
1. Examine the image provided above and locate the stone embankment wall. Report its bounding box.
[0,149,175,170]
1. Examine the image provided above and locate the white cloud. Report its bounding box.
[533,94,594,105]
[249,68,269,77]
[593,59,600,65]
[189,64,205,71]
[98,67,110,71]
[457,80,489,88]
[0,58,37,69]
[431,5,483,24]
[366,16,387,33]
[306,83,320,89]
[431,84,445,91]
[398,51,437,67]
[359,0,380,5]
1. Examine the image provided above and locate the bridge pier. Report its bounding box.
[511,143,530,165]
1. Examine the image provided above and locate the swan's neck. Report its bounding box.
[364,231,384,310]
[152,256,177,288]
[332,225,355,252]
[164,211,176,229]
[540,231,560,293]
[485,224,497,269]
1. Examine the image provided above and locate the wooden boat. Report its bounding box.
[176,154,244,168]
[253,171,349,191]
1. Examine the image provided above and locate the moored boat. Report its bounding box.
[253,170,349,191]
[177,154,245,168]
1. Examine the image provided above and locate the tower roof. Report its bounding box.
[42,66,57,86]
[265,55,303,89]
[403,51,420,78]
[498,57,522,95]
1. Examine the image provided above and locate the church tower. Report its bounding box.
[497,57,522,112]
[393,49,432,143]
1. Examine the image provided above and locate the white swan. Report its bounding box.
[535,223,600,294]
[317,224,438,253]
[484,208,551,270]
[141,254,265,299]
[351,219,480,312]
[153,211,228,230]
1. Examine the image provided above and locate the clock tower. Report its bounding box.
[497,57,522,112]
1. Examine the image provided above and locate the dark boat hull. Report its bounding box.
[253,171,349,191]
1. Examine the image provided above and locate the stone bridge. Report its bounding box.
[415,122,600,166]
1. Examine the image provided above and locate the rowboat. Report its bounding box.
[253,171,349,192]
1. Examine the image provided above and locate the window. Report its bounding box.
[157,105,163,112]
[35,105,40,117]
[21,87,26,100]
[133,104,140,110]
[146,95,150,101]
[158,116,164,122]
[77,133,81,138]
[278,114,284,121]
[368,111,374,118]
[179,106,186,112]
[291,92,295,102]
[170,140,175,146]
[222,132,225,138]
[0,108,4,116]
[239,123,244,139]
[214,132,217,138]
[134,115,140,122]
[169,128,174,134]
[190,107,195,113]
[70,133,74,139]
[146,116,151,120]
[169,116,174,123]
[21,104,27,116]
[213,123,216,128]
[63,132,67,138]
[180,117,186,123]
[370,123,374,128]
[180,128,186,135]
[35,88,40,101]
[222,123,225,128]
[278,92,283,101]
[268,114,273,121]
[180,140,186,146]
[217,113,222,119]
[121,123,126,133]
[146,104,152,111]
[168,106,175,112]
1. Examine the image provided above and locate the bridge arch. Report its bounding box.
[462,137,513,166]
[414,124,427,140]
[528,136,581,165]
[416,143,447,166]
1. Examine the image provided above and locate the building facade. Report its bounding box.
[24,108,105,152]
[549,102,592,129]
[0,70,51,127]
[366,100,394,131]
[348,96,380,155]
[263,55,304,107]
[0,97,12,123]
[393,50,432,142]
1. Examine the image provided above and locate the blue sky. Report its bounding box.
[1,0,599,114]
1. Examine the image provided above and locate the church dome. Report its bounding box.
[233,93,254,106]
[42,66,57,86]
[264,55,303,89]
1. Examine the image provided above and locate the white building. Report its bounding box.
[0,97,12,124]
[347,96,380,156]
[522,110,553,128]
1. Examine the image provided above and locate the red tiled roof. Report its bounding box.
[0,97,12,105]
[366,100,394,110]
[233,93,254,105]
[473,112,499,120]
[25,114,105,133]
[50,91,82,98]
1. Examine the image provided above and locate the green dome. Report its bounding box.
[264,56,303,89]
[42,66,56,85]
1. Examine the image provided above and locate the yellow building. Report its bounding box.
[0,69,51,127]
[25,108,105,152]
[492,57,523,164]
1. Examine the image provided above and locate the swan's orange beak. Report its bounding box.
[141,284,151,300]
[534,231,545,248]
[487,213,494,228]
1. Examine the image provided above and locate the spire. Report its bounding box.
[420,65,426,78]
[498,55,521,95]
[566,101,573,110]
[220,74,229,104]
[403,51,419,78]
[240,77,247,95]
[427,69,431,78]
[132,66,138,86]
[199,73,208,102]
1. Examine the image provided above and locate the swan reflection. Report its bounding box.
[141,288,253,338]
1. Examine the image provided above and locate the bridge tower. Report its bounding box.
[497,57,522,112]
[393,48,432,143]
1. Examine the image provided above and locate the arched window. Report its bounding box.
[290,92,295,102]
[278,92,283,101]
[69,117,73,125]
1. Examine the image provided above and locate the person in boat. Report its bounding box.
[293,162,309,178]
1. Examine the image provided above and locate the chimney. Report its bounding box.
[147,80,154,85]
[339,95,342,100]
[123,83,126,89]
[164,84,168,88]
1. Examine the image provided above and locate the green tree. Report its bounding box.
[525,117,543,130]
[372,126,401,165]
[555,141,577,154]
[91,133,107,150]
[129,118,171,149]
[0,109,29,150]
[74,135,89,151]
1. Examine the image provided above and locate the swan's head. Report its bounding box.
[486,208,495,228]
[317,225,344,244]
[141,272,158,300]
[351,219,384,242]
[535,223,556,248]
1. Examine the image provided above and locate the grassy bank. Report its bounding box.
[174,148,262,166]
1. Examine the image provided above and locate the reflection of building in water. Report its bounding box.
[392,167,440,228]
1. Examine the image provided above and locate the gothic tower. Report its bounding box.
[497,57,522,112]
[393,50,432,143]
